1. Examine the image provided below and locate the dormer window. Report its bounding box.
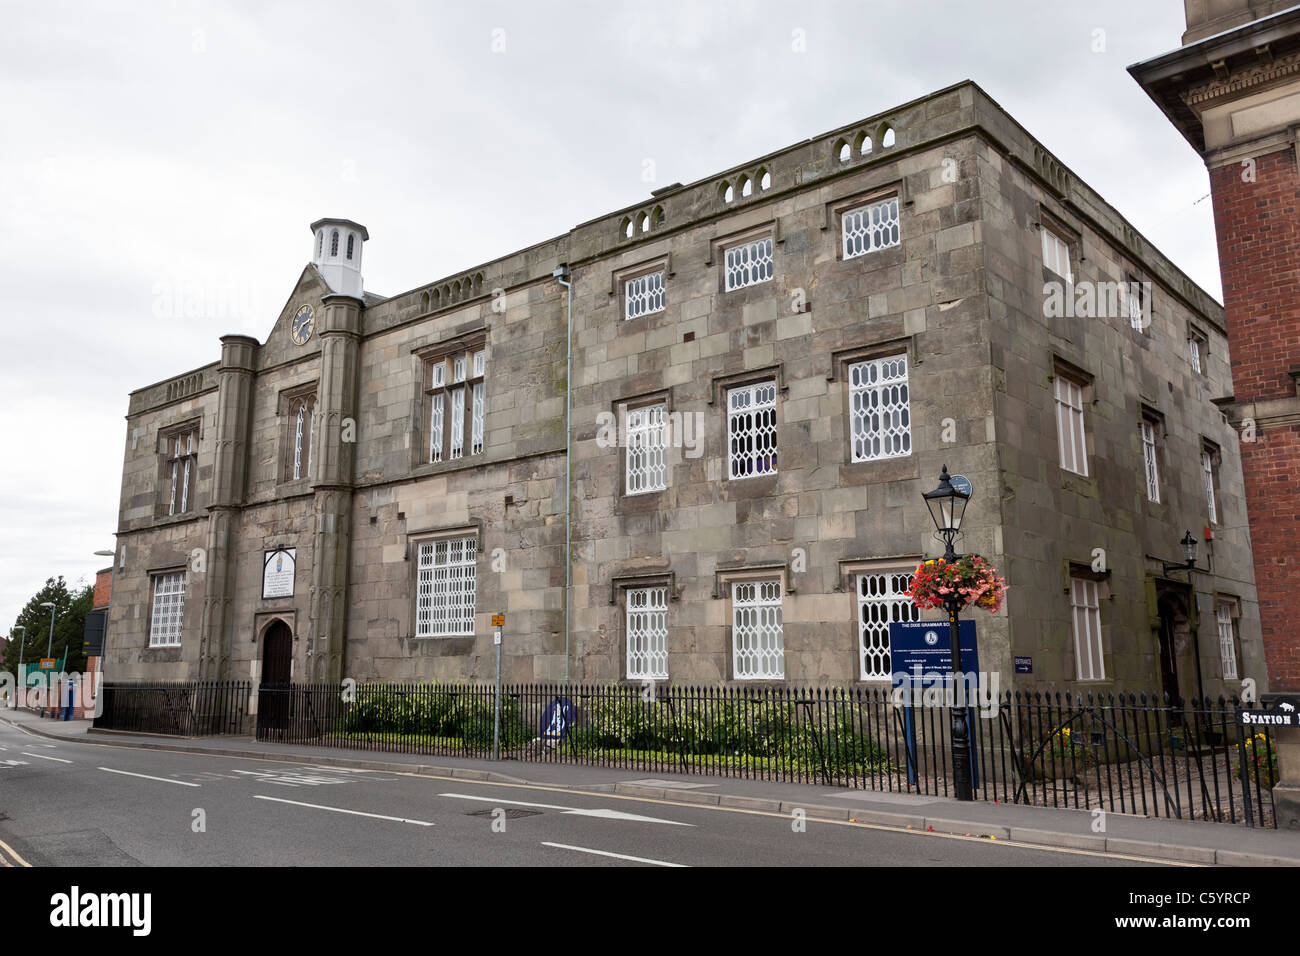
[330,230,339,256]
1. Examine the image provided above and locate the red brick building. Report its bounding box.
[1133,1,1300,693]
[79,567,112,718]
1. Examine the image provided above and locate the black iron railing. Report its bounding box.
[252,682,1276,828]
[94,680,251,737]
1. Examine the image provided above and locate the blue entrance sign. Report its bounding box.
[541,697,576,741]
[889,620,982,789]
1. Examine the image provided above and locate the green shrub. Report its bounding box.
[567,686,891,774]
[340,682,891,773]
[343,683,531,750]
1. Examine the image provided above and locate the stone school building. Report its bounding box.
[106,81,1265,700]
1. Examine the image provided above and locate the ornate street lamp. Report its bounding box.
[923,465,971,561]
[1161,530,1199,576]
[922,465,974,801]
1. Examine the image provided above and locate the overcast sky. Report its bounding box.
[0,0,1218,637]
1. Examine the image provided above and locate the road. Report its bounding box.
[0,720,1178,867]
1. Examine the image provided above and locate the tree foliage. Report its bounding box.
[4,576,94,676]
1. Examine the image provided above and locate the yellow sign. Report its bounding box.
[38,659,56,671]
[491,614,505,626]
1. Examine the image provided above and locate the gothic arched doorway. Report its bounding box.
[262,620,293,686]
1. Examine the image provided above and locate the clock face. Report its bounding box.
[290,304,315,345]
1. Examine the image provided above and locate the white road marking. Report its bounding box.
[438,792,693,826]
[253,795,435,826]
[20,752,71,763]
[541,842,687,867]
[98,767,200,787]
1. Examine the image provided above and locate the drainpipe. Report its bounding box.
[552,263,572,686]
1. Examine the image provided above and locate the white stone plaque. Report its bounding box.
[262,548,296,599]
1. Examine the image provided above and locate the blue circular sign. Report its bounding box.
[950,474,973,498]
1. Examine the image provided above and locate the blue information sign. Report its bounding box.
[888,620,981,789]
[888,620,979,686]
[1014,656,1033,674]
[541,697,576,741]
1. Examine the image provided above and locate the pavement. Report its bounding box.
[4,706,1298,866]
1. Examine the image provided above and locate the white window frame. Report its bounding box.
[849,354,911,462]
[426,346,486,464]
[450,387,466,459]
[1189,330,1207,375]
[727,381,778,480]
[625,403,667,494]
[1141,419,1160,503]
[292,396,316,482]
[1126,280,1144,332]
[1054,373,1088,477]
[1041,228,1073,284]
[148,571,186,648]
[732,579,784,680]
[842,196,901,259]
[1070,577,1104,681]
[724,236,774,292]
[1202,449,1218,525]
[626,586,669,680]
[625,270,666,320]
[857,570,917,681]
[166,429,197,516]
[1217,601,1240,681]
[415,535,477,637]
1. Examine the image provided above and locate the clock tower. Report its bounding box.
[310,217,368,299]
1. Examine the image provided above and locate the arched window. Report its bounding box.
[316,231,323,258]
[346,233,355,260]
[293,397,316,481]
[330,230,339,256]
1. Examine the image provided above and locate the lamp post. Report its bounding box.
[922,465,973,801]
[10,626,25,709]
[40,601,56,659]
[39,601,58,718]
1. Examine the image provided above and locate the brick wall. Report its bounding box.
[92,569,111,610]
[1210,148,1300,403]
[1210,146,1300,689]
[1238,424,1300,687]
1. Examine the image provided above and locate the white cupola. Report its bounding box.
[310,217,369,299]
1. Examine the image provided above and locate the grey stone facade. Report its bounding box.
[106,81,1265,700]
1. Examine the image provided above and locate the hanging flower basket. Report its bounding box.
[905,555,1007,614]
